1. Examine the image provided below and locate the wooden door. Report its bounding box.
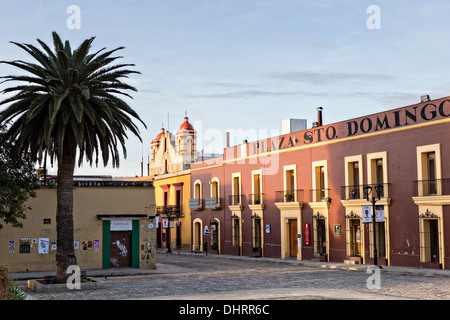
[350,220,361,257]
[317,219,327,255]
[289,219,298,257]
[110,231,132,267]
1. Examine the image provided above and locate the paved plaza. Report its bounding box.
[12,250,450,301]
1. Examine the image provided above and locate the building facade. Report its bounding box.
[190,96,450,269]
[153,170,191,252]
[149,117,198,252]
[1,180,156,272]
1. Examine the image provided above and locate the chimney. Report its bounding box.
[317,107,323,126]
[226,132,230,147]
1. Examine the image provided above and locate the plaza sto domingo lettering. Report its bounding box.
[251,98,450,155]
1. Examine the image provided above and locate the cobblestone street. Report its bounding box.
[16,251,450,301]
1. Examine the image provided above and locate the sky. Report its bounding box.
[1,0,450,177]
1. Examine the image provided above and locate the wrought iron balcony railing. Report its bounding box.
[413,178,450,197]
[156,205,183,217]
[228,194,243,206]
[274,189,304,203]
[205,197,221,210]
[189,198,203,211]
[248,193,264,205]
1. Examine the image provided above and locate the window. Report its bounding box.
[194,180,202,200]
[232,216,240,246]
[351,162,360,199]
[252,215,262,250]
[312,161,328,202]
[205,178,220,209]
[416,144,441,196]
[211,180,219,198]
[344,155,363,200]
[231,173,241,205]
[319,166,325,200]
[286,169,295,201]
[189,180,203,210]
[367,152,388,198]
[376,159,384,185]
[427,152,437,195]
[278,165,299,203]
[163,191,168,206]
[251,170,262,205]
[176,190,181,208]
[286,169,295,192]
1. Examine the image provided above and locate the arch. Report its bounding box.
[193,218,203,252]
[193,179,202,200]
[210,217,221,254]
[210,177,220,199]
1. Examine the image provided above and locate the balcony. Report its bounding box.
[309,188,330,203]
[189,198,203,211]
[274,189,304,210]
[205,197,221,210]
[340,183,389,201]
[274,189,304,203]
[228,194,243,206]
[248,193,264,205]
[248,193,265,210]
[156,205,183,217]
[413,178,450,197]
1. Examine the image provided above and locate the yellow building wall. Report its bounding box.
[0,186,155,272]
[153,171,191,251]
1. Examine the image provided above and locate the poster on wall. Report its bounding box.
[304,223,310,246]
[110,219,133,231]
[38,238,49,254]
[9,241,14,253]
[362,206,372,223]
[334,224,341,236]
[375,205,385,222]
[94,240,100,252]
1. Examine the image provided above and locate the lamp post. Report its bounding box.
[363,184,384,267]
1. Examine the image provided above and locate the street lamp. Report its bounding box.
[363,184,384,267]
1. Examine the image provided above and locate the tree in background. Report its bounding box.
[0,124,39,230]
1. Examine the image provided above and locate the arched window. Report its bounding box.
[194,180,202,200]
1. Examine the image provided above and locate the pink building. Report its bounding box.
[190,95,450,269]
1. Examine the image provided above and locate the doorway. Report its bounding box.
[317,219,327,255]
[193,220,202,252]
[289,219,298,257]
[349,220,361,257]
[110,231,132,267]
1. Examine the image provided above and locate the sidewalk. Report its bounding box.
[10,249,450,281]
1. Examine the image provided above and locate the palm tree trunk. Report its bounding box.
[55,145,78,283]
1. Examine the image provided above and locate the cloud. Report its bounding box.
[187,89,328,99]
[267,71,396,85]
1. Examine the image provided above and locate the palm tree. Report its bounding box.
[0,32,146,282]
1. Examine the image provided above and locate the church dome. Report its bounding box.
[155,128,165,140]
[151,128,165,147]
[178,117,194,132]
